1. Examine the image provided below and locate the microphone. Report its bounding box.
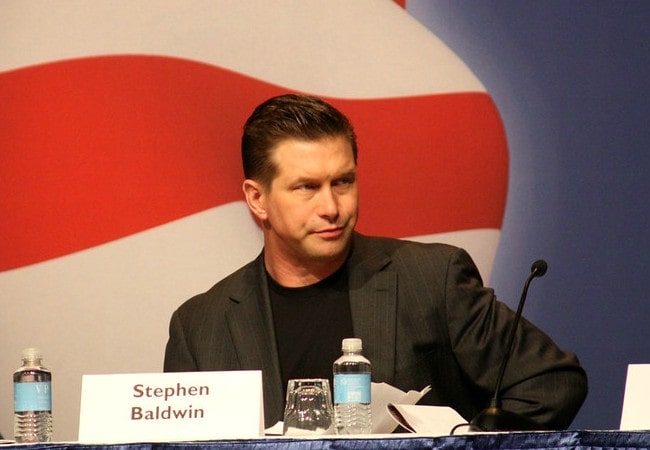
[469,259,548,432]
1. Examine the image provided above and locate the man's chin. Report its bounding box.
[307,237,352,262]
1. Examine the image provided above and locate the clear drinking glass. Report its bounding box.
[283,378,334,435]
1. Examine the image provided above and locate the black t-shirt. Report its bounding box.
[268,265,354,398]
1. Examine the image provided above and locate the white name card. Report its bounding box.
[620,364,650,430]
[78,371,263,443]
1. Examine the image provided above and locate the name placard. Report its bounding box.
[620,364,650,430]
[78,371,263,443]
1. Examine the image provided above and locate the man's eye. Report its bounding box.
[333,176,355,188]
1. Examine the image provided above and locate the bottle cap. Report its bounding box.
[22,347,43,361]
[342,338,362,352]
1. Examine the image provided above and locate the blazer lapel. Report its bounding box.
[225,256,284,426]
[348,234,398,385]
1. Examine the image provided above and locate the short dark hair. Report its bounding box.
[241,94,358,187]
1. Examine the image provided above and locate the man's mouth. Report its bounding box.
[315,227,345,239]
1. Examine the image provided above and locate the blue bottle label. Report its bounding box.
[334,373,371,404]
[14,382,52,412]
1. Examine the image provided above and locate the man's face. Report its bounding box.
[259,135,358,269]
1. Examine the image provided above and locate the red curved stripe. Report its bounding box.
[0,55,507,271]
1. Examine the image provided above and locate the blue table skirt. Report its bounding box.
[5,431,650,450]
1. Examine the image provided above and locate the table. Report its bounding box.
[3,431,650,450]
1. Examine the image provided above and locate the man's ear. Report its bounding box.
[242,179,268,221]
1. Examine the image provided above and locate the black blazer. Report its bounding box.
[164,232,587,429]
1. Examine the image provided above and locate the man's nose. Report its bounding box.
[317,187,339,220]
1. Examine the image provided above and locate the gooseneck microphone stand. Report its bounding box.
[469,260,548,432]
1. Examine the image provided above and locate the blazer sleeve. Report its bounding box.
[444,247,588,429]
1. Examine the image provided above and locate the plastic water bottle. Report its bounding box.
[13,348,53,443]
[333,338,372,434]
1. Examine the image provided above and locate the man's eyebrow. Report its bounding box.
[293,175,319,183]
[338,169,357,178]
[293,170,356,182]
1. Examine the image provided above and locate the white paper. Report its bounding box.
[265,422,285,436]
[620,364,650,430]
[371,383,432,434]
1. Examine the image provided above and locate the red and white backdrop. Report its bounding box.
[0,1,508,439]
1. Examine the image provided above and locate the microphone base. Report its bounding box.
[469,407,544,432]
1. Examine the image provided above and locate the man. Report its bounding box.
[164,94,587,430]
